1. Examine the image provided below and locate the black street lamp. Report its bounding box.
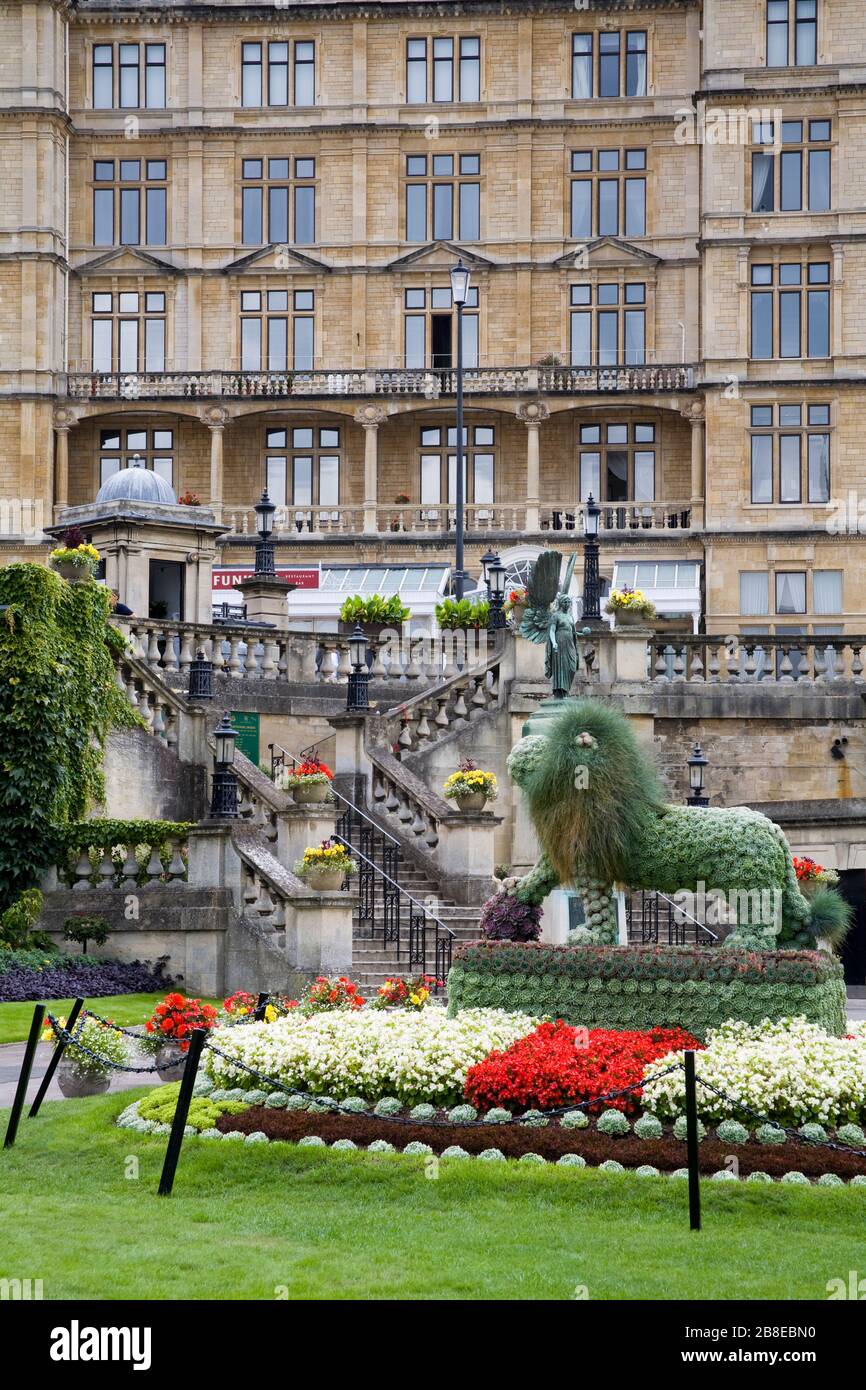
[480,548,497,587]
[254,488,277,577]
[450,259,471,601]
[346,623,370,712]
[686,743,709,807]
[581,493,602,623]
[187,646,213,702]
[486,553,507,630]
[209,711,239,818]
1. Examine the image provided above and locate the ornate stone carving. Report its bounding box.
[517,400,550,425]
[354,403,387,428]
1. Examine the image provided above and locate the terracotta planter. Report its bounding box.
[155,1041,187,1081]
[304,867,346,892]
[455,791,488,813]
[292,781,330,805]
[56,1061,111,1098]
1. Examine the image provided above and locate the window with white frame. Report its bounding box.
[90,291,166,373]
[571,29,647,99]
[240,157,316,247]
[739,568,841,617]
[403,285,479,369]
[239,289,314,372]
[406,36,481,103]
[417,424,495,507]
[241,40,315,108]
[93,159,168,248]
[93,43,166,110]
[264,425,341,508]
[570,283,646,366]
[404,153,481,241]
[98,427,174,487]
[749,402,831,503]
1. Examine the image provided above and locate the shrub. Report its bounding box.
[447,941,847,1039]
[561,1109,590,1130]
[597,1109,630,1136]
[746,1171,773,1183]
[368,1140,395,1154]
[478,1148,505,1161]
[338,594,410,626]
[781,1171,809,1184]
[716,1119,750,1145]
[634,1114,663,1140]
[756,1123,786,1145]
[478,892,543,942]
[519,1152,546,1165]
[441,1146,470,1159]
[0,955,173,1003]
[435,597,489,630]
[409,1103,437,1122]
[635,1164,660,1178]
[464,1020,700,1116]
[557,1153,586,1168]
[598,1159,625,1174]
[447,1104,477,1124]
[673,1116,706,1142]
[483,1107,512,1125]
[62,914,110,955]
[519,1109,549,1128]
[0,888,48,949]
[836,1123,866,1147]
[797,1122,828,1143]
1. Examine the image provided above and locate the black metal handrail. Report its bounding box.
[627,889,719,946]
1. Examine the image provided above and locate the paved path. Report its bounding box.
[0,1038,164,1109]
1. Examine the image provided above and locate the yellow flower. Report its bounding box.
[264,1004,278,1023]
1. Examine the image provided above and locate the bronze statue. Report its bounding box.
[520,551,579,699]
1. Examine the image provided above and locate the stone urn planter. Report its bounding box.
[304,867,345,892]
[614,608,652,628]
[455,791,488,813]
[292,780,330,805]
[509,603,527,629]
[53,560,90,583]
[56,1061,111,1098]
[155,1041,187,1081]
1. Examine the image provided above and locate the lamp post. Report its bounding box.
[486,553,507,630]
[346,623,370,712]
[450,259,471,600]
[209,711,239,818]
[480,548,496,587]
[253,488,276,577]
[581,493,602,623]
[686,743,709,807]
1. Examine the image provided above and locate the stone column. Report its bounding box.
[518,400,549,532]
[203,407,229,523]
[355,403,386,534]
[53,408,76,518]
[685,402,705,528]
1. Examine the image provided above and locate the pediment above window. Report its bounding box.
[552,237,662,270]
[385,241,497,273]
[223,244,331,275]
[73,247,180,277]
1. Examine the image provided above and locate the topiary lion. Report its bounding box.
[497,698,850,951]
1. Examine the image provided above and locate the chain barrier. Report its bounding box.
[689,1071,866,1159]
[44,1014,191,1074]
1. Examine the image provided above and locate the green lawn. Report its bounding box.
[0,993,221,1045]
[1,1091,865,1300]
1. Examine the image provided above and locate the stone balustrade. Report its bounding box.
[383,647,503,758]
[119,619,491,687]
[650,635,866,685]
[114,653,185,749]
[44,834,190,892]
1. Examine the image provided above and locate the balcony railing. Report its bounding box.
[65,363,695,402]
[651,635,866,684]
[223,499,692,537]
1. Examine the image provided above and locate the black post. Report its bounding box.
[684,1050,701,1231]
[29,997,84,1117]
[3,1004,45,1149]
[253,992,269,1021]
[157,1027,207,1197]
[454,299,465,601]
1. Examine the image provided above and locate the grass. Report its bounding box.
[1,1090,865,1300]
[0,994,221,1046]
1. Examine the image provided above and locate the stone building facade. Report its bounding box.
[2,0,866,637]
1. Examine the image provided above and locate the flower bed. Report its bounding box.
[446,941,848,1039]
[464,1021,700,1115]
[202,1006,537,1106]
[0,954,174,1002]
[642,1017,866,1127]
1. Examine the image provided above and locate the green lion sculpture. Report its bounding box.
[501,698,850,950]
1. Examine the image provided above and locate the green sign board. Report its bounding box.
[230,711,260,767]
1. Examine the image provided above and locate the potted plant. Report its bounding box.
[177,490,201,506]
[295,839,357,892]
[62,914,110,955]
[793,856,840,899]
[44,1014,128,1098]
[48,527,100,582]
[604,586,657,627]
[338,593,411,638]
[435,597,490,630]
[394,492,410,505]
[505,586,528,628]
[142,992,219,1081]
[443,759,498,813]
[278,757,334,805]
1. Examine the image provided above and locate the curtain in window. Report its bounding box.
[775,572,806,614]
[813,570,842,615]
[739,571,769,615]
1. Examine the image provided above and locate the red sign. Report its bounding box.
[213,565,320,592]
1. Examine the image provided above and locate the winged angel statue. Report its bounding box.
[519,550,579,699]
